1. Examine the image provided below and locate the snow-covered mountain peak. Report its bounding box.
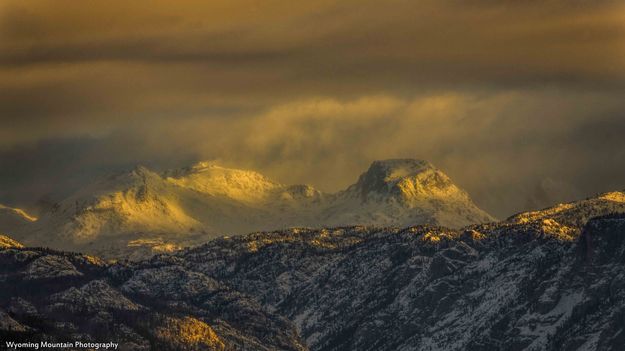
[58,166,164,209]
[324,159,494,229]
[6,159,495,258]
[350,159,468,203]
[163,162,284,202]
[190,160,219,170]
[165,160,230,176]
[368,158,433,177]
[129,164,164,180]
[168,160,264,176]
[357,159,434,188]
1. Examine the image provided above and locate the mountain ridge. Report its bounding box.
[1,159,493,258]
[1,190,624,350]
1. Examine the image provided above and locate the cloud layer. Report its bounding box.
[1,0,624,217]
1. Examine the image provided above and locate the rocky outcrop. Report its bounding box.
[0,245,306,350]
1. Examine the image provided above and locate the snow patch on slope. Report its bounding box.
[0,204,37,240]
[0,234,23,249]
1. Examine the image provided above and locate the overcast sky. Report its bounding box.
[1,0,624,217]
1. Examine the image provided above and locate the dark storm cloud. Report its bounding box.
[0,0,624,217]
[0,134,201,211]
[0,32,293,67]
[2,1,624,90]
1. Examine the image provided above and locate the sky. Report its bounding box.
[1,0,625,217]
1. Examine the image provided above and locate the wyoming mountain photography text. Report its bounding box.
[5,341,119,350]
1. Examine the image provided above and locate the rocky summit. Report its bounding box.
[1,191,624,350]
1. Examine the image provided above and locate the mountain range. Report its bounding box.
[1,189,624,350]
[0,159,493,259]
